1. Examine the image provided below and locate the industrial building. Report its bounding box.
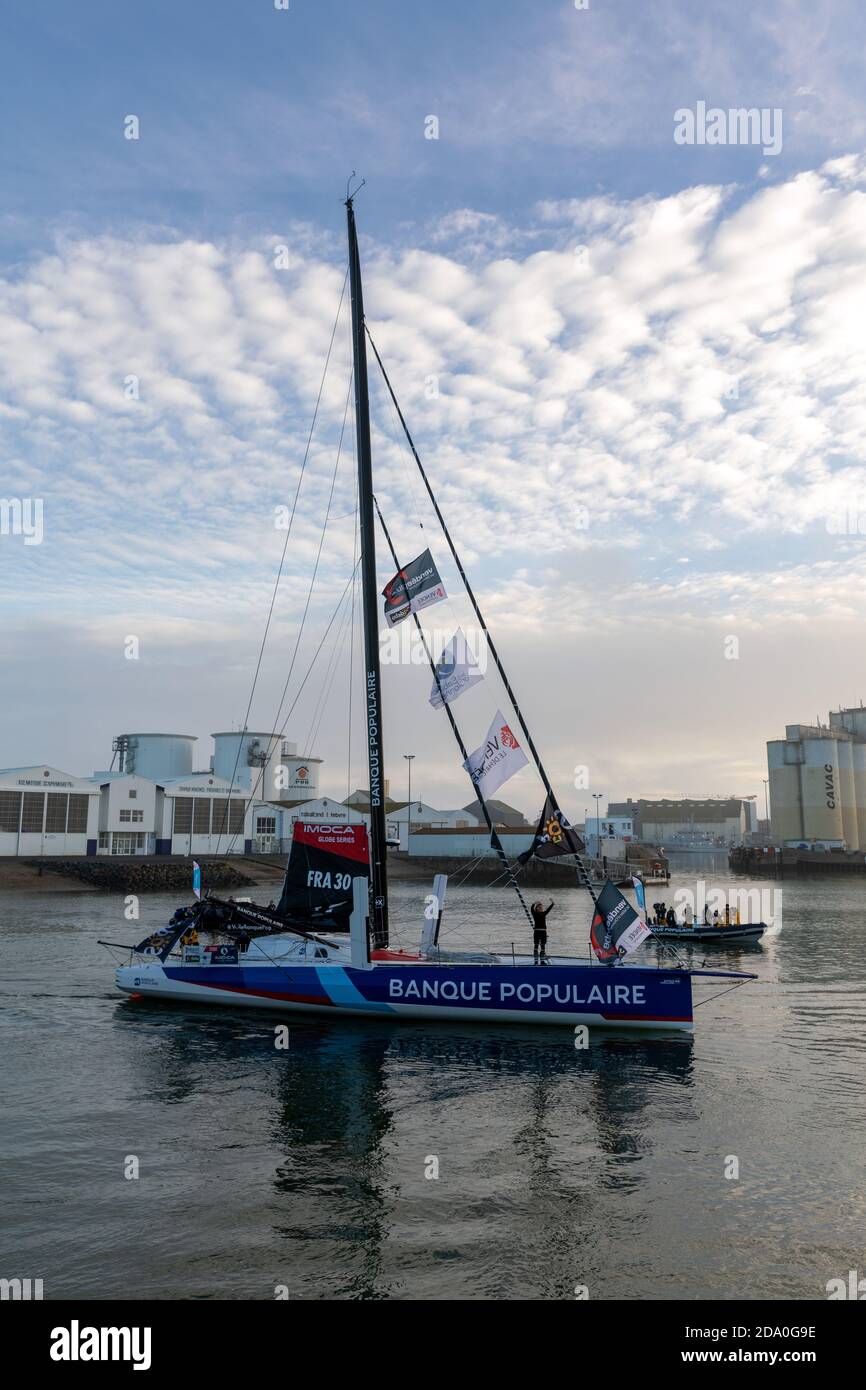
[607,798,755,846]
[768,707,866,850]
[111,731,321,805]
[0,730,481,859]
[0,730,321,859]
[0,767,100,857]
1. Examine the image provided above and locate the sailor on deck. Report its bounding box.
[531,900,554,964]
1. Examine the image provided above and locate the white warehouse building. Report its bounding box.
[0,727,323,859]
[0,767,100,856]
[0,728,483,860]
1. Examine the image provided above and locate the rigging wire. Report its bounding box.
[373,492,533,929]
[214,265,350,852]
[301,584,354,756]
[292,372,355,753]
[267,371,354,745]
[368,356,533,896]
[220,558,361,855]
[693,980,752,1008]
[366,324,599,907]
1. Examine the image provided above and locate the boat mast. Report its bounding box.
[346,191,389,948]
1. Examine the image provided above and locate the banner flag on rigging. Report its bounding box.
[632,875,648,923]
[518,793,585,864]
[429,628,484,709]
[590,879,651,963]
[382,548,447,627]
[192,861,202,900]
[463,709,529,800]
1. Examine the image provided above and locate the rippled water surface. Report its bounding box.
[3,871,865,1300]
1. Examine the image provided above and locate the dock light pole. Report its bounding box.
[404,754,415,853]
[592,792,603,861]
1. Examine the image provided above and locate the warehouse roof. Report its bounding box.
[639,798,745,822]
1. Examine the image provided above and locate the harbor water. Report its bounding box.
[3,871,865,1301]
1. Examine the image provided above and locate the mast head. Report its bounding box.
[345,171,366,206]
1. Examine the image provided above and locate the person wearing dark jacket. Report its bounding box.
[531,900,554,963]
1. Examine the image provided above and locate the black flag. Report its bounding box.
[590,879,650,963]
[518,793,585,864]
[382,548,447,627]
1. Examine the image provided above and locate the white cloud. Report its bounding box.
[4,157,866,799]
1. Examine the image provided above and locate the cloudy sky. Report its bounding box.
[2,0,866,820]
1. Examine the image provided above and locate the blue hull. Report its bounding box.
[117,958,694,1031]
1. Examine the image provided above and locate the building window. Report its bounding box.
[193,799,211,835]
[173,798,193,834]
[119,809,131,822]
[211,798,230,836]
[99,832,109,849]
[45,794,68,833]
[67,796,89,833]
[131,810,143,823]
[0,791,22,834]
[229,800,244,834]
[21,792,45,833]
[257,816,276,836]
[128,789,137,799]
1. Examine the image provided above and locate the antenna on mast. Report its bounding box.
[346,171,366,202]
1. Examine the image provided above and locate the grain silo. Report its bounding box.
[835,736,859,851]
[800,733,844,843]
[852,742,866,849]
[767,739,804,842]
[113,734,196,781]
[211,731,284,799]
[768,710,866,850]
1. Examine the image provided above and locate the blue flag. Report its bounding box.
[192,861,202,900]
[632,875,647,922]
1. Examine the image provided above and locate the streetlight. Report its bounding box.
[762,778,769,824]
[592,792,603,860]
[404,754,415,853]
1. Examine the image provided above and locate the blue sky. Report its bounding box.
[2,1,866,814]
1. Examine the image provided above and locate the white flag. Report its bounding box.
[463,709,529,800]
[429,629,484,709]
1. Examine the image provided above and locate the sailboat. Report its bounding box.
[112,189,755,1032]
